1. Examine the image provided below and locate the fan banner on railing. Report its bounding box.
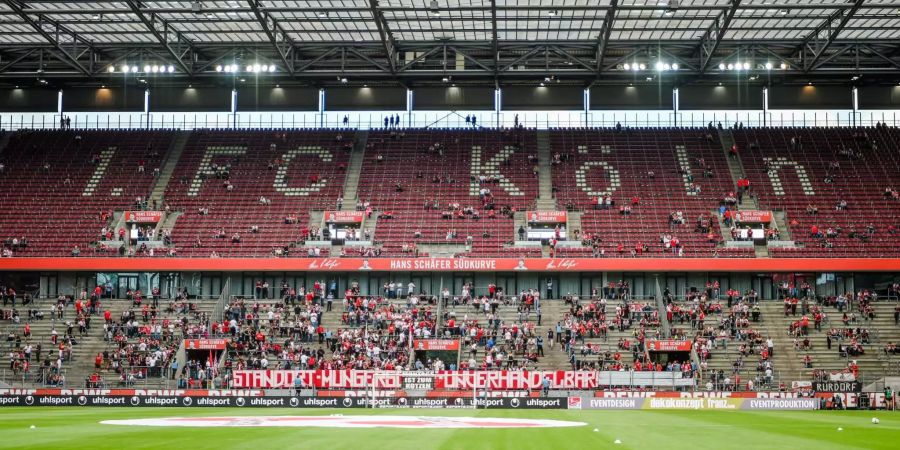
[124,211,163,223]
[413,339,461,351]
[526,211,568,223]
[323,211,365,223]
[733,210,772,223]
[645,340,692,352]
[184,339,229,350]
[828,371,856,382]
[232,370,603,389]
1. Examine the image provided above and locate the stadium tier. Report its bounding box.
[4,127,900,259]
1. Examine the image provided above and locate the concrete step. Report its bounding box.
[712,209,731,243]
[752,301,894,383]
[535,130,556,209]
[418,243,467,258]
[0,130,13,154]
[566,211,583,239]
[309,211,325,234]
[717,129,744,186]
[150,130,192,206]
[772,210,793,241]
[159,211,182,233]
[340,130,368,210]
[0,298,216,388]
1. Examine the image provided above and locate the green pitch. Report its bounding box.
[0,407,895,450]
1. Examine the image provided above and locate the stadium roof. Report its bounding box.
[0,0,898,86]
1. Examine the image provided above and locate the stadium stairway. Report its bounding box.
[755,301,803,380]
[717,129,759,211]
[566,211,583,241]
[535,131,557,210]
[696,301,797,388]
[309,297,572,371]
[0,298,221,389]
[872,301,900,374]
[439,299,571,370]
[149,130,192,206]
[772,211,793,241]
[339,130,368,211]
[756,301,891,384]
[1,299,132,388]
[712,209,733,244]
[0,130,12,154]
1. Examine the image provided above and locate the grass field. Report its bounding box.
[0,407,896,450]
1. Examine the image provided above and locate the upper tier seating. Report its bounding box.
[733,126,900,257]
[0,130,174,256]
[550,128,743,257]
[164,130,350,257]
[3,127,898,259]
[356,129,539,256]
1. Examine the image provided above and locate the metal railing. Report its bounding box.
[0,365,179,389]
[655,278,671,338]
[207,277,232,335]
[2,109,898,131]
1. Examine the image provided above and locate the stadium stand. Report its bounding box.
[0,124,898,392]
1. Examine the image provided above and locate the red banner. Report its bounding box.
[413,340,460,351]
[1,257,899,273]
[324,211,365,224]
[232,370,600,390]
[184,339,228,350]
[0,388,264,396]
[124,211,163,223]
[526,211,568,223]
[733,210,772,223]
[646,340,692,352]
